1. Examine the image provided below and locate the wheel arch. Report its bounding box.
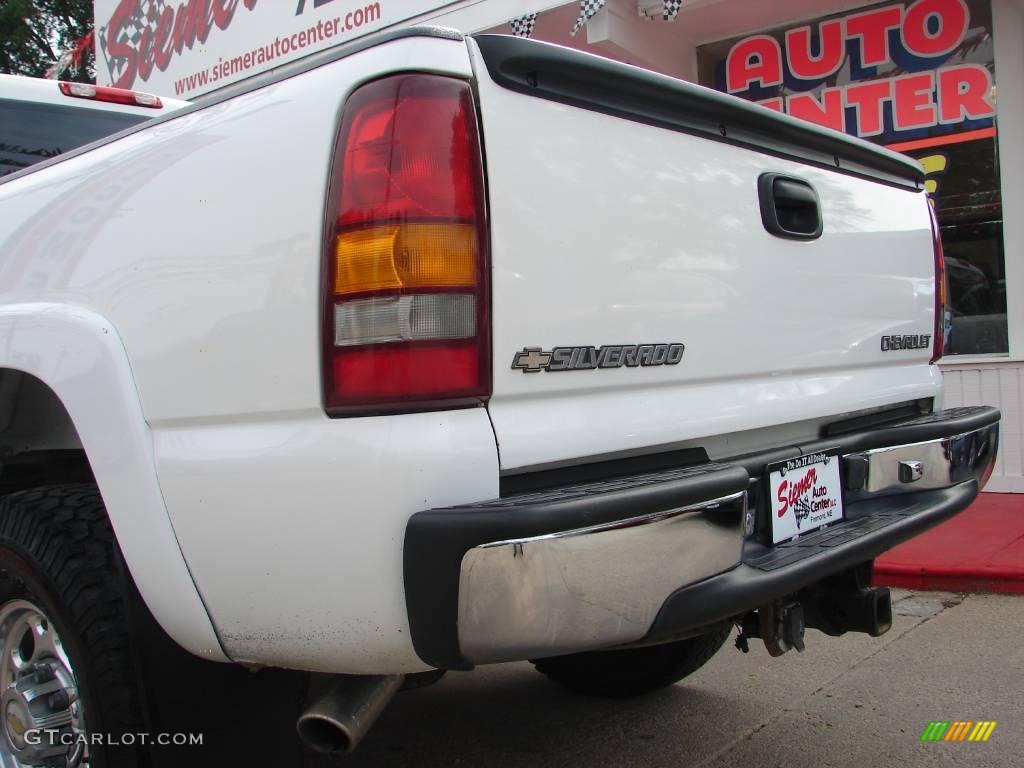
[0,302,227,661]
[0,368,95,495]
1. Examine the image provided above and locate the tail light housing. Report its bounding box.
[323,75,490,415]
[928,198,951,364]
[58,81,163,108]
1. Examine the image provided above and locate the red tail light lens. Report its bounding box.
[928,198,950,364]
[323,75,490,415]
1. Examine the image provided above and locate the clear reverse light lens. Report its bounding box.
[67,83,96,97]
[334,294,476,347]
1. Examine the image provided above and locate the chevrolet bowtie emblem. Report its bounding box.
[511,348,552,373]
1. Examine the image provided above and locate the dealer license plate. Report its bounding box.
[767,452,845,544]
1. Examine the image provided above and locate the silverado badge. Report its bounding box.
[512,344,685,373]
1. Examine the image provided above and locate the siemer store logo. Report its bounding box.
[92,0,431,98]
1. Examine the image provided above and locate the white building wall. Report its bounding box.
[943,365,1024,491]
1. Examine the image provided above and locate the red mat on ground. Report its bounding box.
[874,492,1024,593]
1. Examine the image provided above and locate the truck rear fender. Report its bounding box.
[0,303,227,661]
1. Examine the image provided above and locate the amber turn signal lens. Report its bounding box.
[335,223,477,296]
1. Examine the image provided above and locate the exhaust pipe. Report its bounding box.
[296,674,404,754]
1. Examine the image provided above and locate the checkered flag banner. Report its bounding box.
[572,0,607,36]
[663,0,684,20]
[98,0,170,85]
[510,13,538,38]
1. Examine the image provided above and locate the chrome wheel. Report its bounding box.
[0,599,85,767]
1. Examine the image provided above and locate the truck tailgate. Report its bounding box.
[469,36,940,471]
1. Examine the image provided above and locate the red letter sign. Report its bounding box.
[844,5,903,67]
[105,0,139,89]
[727,36,783,93]
[938,64,996,123]
[903,0,969,58]
[786,20,845,81]
[893,72,938,130]
[845,80,894,136]
[788,88,845,132]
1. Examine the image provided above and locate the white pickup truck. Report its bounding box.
[0,27,1000,766]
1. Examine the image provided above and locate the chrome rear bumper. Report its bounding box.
[404,407,1000,669]
[845,424,998,498]
[457,492,747,664]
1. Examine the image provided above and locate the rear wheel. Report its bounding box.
[533,624,732,698]
[0,484,309,768]
[0,484,144,767]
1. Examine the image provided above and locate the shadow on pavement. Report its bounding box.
[309,664,733,768]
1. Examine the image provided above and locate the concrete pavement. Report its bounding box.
[314,590,1023,767]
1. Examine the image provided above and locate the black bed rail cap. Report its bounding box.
[471,34,925,191]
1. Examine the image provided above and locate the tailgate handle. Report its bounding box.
[758,174,823,241]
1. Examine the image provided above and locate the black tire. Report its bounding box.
[0,484,309,768]
[0,484,146,767]
[533,624,732,698]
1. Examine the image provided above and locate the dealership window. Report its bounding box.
[905,135,1006,354]
[697,0,1007,355]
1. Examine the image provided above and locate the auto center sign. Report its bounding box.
[698,0,997,144]
[93,1,459,99]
